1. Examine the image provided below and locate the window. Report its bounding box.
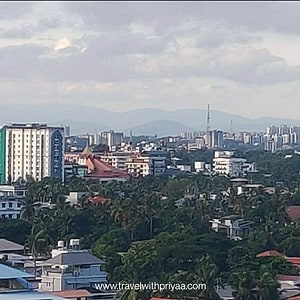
[8,203,13,208]
[1,203,5,208]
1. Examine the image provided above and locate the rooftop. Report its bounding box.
[43,251,104,266]
[0,263,34,280]
[52,287,115,299]
[256,250,283,258]
[0,291,64,299]
[286,206,300,221]
[0,239,24,253]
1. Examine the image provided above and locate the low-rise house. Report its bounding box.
[0,239,24,255]
[52,288,116,300]
[210,215,253,240]
[176,164,192,172]
[0,263,63,300]
[65,192,87,206]
[40,240,107,292]
[286,206,300,222]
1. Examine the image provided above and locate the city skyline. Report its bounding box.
[1,2,300,119]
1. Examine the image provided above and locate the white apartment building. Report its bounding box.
[0,184,26,198]
[126,158,151,177]
[40,240,107,292]
[213,151,247,177]
[0,197,22,219]
[0,124,64,183]
[0,185,27,219]
[126,152,166,177]
[100,152,134,170]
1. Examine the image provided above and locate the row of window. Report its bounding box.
[0,214,19,219]
[0,202,21,208]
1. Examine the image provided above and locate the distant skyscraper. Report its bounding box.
[0,124,64,183]
[100,130,124,151]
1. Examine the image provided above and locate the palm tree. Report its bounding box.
[26,222,54,275]
[119,289,139,300]
[138,193,160,239]
[230,269,256,300]
[193,255,221,300]
[20,196,35,221]
[110,200,128,228]
[254,265,280,300]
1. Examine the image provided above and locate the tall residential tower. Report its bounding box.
[0,124,64,183]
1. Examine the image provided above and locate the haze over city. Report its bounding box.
[1,1,300,121]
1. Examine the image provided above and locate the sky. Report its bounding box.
[1,1,300,119]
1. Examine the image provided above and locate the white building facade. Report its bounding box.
[40,240,107,292]
[126,152,166,177]
[0,124,64,183]
[213,151,247,177]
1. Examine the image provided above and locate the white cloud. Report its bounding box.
[54,38,71,51]
[0,2,299,120]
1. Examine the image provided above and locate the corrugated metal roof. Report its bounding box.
[0,263,34,279]
[43,251,103,266]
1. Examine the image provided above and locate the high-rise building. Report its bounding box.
[0,124,64,183]
[99,130,124,151]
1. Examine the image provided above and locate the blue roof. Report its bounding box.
[0,291,64,299]
[0,263,34,279]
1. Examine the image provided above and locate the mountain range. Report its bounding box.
[0,103,299,136]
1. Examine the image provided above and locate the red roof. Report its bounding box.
[85,155,130,180]
[88,196,109,205]
[286,257,300,266]
[286,206,300,221]
[277,274,300,281]
[151,298,179,300]
[256,250,283,258]
[52,290,92,298]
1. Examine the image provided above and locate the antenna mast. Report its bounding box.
[206,104,210,132]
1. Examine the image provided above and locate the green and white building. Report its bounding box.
[0,124,64,184]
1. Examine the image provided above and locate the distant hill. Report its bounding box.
[127,119,195,136]
[0,103,299,136]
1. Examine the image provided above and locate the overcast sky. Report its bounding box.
[1,1,300,119]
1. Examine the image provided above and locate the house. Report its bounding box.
[40,240,107,292]
[52,287,116,300]
[0,263,63,300]
[0,239,24,254]
[286,206,300,222]
[210,215,253,240]
[65,191,87,206]
[88,196,109,206]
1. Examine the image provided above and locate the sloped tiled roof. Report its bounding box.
[277,275,300,281]
[0,239,24,252]
[286,206,300,221]
[85,156,130,179]
[286,257,300,266]
[43,251,103,266]
[256,250,283,258]
[88,196,109,205]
